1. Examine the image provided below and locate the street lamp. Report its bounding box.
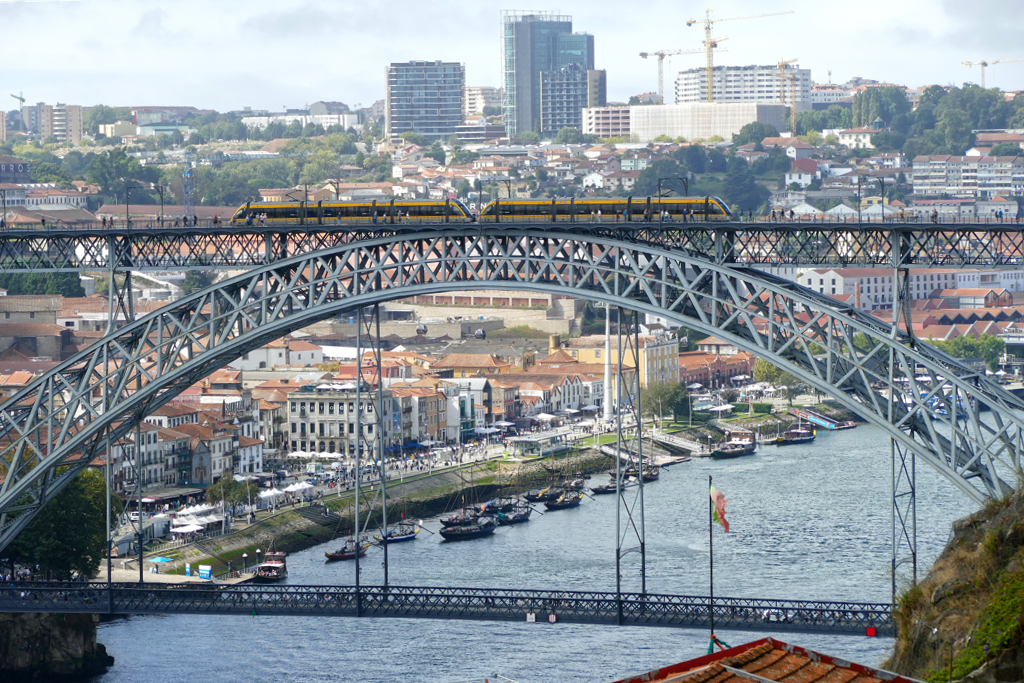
[242,553,247,572]
[255,548,261,567]
[151,183,167,226]
[123,180,141,229]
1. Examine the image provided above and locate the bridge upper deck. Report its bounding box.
[0,219,1019,271]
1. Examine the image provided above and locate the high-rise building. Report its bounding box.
[385,60,465,142]
[464,86,504,117]
[674,65,812,106]
[501,11,596,136]
[539,66,607,133]
[0,111,5,143]
[38,104,84,144]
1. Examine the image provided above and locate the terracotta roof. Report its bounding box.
[611,638,921,683]
[538,349,577,364]
[431,353,511,369]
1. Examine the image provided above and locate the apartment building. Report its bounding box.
[564,332,679,387]
[674,64,812,105]
[582,105,630,138]
[286,383,394,456]
[464,86,503,116]
[39,104,84,144]
[912,155,1024,198]
[385,60,465,142]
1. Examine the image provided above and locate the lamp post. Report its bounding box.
[877,178,885,224]
[657,176,689,223]
[242,553,247,573]
[857,175,864,225]
[255,548,261,568]
[123,181,140,229]
[151,183,166,226]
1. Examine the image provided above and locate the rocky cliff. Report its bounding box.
[884,491,1024,683]
[0,612,114,681]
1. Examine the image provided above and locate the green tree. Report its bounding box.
[639,381,688,423]
[633,157,684,196]
[937,109,973,154]
[84,147,144,195]
[8,469,114,580]
[722,156,768,210]
[554,127,583,144]
[400,131,427,146]
[989,143,1022,156]
[0,272,85,297]
[183,271,216,295]
[31,161,73,187]
[83,105,132,136]
[732,122,779,147]
[483,105,503,117]
[516,131,541,145]
[753,358,782,385]
[929,334,1005,371]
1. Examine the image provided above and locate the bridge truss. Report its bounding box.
[0,583,894,636]
[0,226,1022,600]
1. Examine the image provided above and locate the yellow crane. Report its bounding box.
[962,58,1024,88]
[640,46,725,104]
[770,58,799,134]
[686,9,795,102]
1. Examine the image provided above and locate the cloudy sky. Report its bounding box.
[3,0,1024,112]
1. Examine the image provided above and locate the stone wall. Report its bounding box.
[0,613,114,681]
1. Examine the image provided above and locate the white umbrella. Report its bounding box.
[171,524,203,534]
[709,404,734,412]
[985,369,994,375]
[996,370,1007,376]
[493,421,515,427]
[686,383,703,390]
[535,413,557,420]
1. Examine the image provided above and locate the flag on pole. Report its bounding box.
[710,485,729,532]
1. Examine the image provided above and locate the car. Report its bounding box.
[305,478,317,486]
[128,511,140,522]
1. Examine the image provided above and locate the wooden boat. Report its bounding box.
[588,483,618,495]
[253,551,288,581]
[563,478,586,491]
[440,508,479,527]
[480,496,517,514]
[641,466,660,482]
[439,516,497,541]
[775,427,816,445]
[325,538,369,562]
[712,431,757,460]
[522,486,552,503]
[495,504,532,525]
[373,520,422,543]
[544,490,584,510]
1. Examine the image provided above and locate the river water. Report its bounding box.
[90,424,976,683]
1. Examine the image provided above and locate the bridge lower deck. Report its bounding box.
[0,583,892,636]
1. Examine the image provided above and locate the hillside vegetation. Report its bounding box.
[885,491,1024,683]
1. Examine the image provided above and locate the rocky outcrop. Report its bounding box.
[0,613,114,682]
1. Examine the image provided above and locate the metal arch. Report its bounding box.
[1,228,1023,553]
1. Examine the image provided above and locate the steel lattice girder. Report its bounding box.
[0,583,893,635]
[0,229,1022,552]
[0,223,1022,271]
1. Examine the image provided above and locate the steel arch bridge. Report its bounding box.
[0,227,1023,556]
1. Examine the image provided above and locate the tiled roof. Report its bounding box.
[611,638,921,683]
[432,353,511,369]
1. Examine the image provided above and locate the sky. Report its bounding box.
[3,0,1024,113]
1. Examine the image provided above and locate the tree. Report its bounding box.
[183,271,216,295]
[722,156,768,210]
[554,127,583,144]
[929,334,1005,371]
[7,469,114,580]
[633,157,684,196]
[989,143,1022,156]
[0,272,85,297]
[639,381,688,423]
[482,105,503,117]
[937,109,973,154]
[516,131,541,145]
[732,122,779,147]
[871,132,907,151]
[84,147,144,196]
[400,131,427,146]
[83,105,132,136]
[753,358,782,385]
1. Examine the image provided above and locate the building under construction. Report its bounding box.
[674,64,812,105]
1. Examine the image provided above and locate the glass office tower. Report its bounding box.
[385,60,466,142]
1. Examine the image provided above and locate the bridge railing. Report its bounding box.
[0,582,893,635]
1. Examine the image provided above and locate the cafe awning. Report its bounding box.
[170,525,203,534]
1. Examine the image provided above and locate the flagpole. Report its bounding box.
[709,474,714,638]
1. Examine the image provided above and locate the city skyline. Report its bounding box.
[2,0,1024,112]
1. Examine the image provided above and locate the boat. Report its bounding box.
[563,478,586,491]
[325,538,369,562]
[439,516,497,541]
[712,431,758,459]
[523,486,552,503]
[373,519,422,543]
[440,508,479,527]
[544,490,584,510]
[480,496,517,514]
[252,551,288,581]
[775,427,816,445]
[588,483,618,495]
[494,504,533,525]
[641,466,660,482]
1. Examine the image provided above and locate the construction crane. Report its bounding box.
[9,93,25,132]
[686,9,795,102]
[962,58,1024,88]
[640,47,724,104]
[770,58,799,134]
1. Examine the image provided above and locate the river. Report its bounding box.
[90,424,976,683]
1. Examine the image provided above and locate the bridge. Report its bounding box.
[0,583,892,636]
[0,218,1022,624]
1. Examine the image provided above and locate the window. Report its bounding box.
[291,402,296,412]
